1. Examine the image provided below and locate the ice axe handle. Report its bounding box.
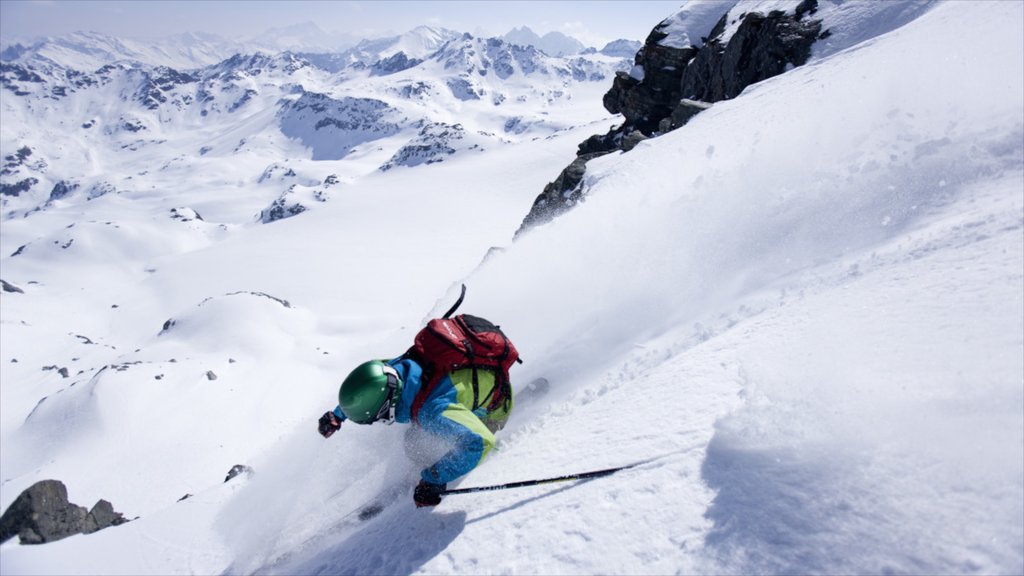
[441,284,467,319]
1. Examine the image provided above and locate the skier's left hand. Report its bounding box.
[318,411,341,438]
[413,480,446,508]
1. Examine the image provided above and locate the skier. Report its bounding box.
[318,357,514,508]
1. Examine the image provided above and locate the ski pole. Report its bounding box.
[439,460,648,496]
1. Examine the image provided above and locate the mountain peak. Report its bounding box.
[503,27,584,56]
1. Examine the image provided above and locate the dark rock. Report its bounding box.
[225,464,252,482]
[370,52,423,76]
[517,1,825,235]
[620,130,649,152]
[0,177,39,197]
[228,88,258,113]
[660,99,714,132]
[119,118,145,132]
[222,291,291,308]
[0,480,126,545]
[206,370,218,381]
[379,122,465,171]
[83,499,127,534]
[515,152,609,235]
[259,191,307,223]
[1,279,24,293]
[170,207,204,222]
[680,9,822,102]
[135,66,196,110]
[606,51,698,134]
[49,180,80,201]
[576,126,623,156]
[42,365,69,376]
[0,480,86,544]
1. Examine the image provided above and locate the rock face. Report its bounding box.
[224,464,253,482]
[1,278,25,293]
[679,2,823,104]
[278,92,404,161]
[516,0,826,235]
[0,480,128,544]
[380,122,466,171]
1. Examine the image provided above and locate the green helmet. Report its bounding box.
[338,360,402,424]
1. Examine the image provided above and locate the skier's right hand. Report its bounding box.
[318,411,341,438]
[413,480,445,508]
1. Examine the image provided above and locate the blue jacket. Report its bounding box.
[333,357,501,485]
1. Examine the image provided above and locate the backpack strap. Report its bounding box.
[406,349,437,423]
[471,367,480,410]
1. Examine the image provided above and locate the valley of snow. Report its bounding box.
[1,1,1022,574]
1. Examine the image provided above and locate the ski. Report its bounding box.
[357,502,387,521]
[351,480,410,522]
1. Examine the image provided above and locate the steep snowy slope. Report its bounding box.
[1,1,1022,575]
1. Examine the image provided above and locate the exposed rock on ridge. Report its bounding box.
[0,480,128,544]
[516,0,826,235]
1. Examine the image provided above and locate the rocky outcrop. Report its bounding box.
[258,174,337,223]
[678,2,823,104]
[48,180,80,202]
[259,186,309,223]
[136,66,198,110]
[1,278,25,293]
[379,122,465,171]
[518,152,608,232]
[0,178,38,197]
[370,52,423,75]
[224,464,253,482]
[0,146,42,199]
[277,92,404,161]
[516,0,827,236]
[0,480,128,544]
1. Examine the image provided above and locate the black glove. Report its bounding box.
[318,411,341,438]
[413,480,446,508]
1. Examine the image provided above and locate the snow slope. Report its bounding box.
[1,1,1022,574]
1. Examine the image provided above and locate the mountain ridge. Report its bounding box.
[1,28,629,221]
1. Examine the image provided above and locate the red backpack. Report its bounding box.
[406,313,520,422]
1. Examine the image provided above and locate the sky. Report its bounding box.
[0,0,684,48]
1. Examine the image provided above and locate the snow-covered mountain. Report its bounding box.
[240,21,359,54]
[1,26,630,222]
[350,25,462,65]
[1,1,1022,574]
[596,38,643,58]
[504,26,586,56]
[0,30,250,71]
